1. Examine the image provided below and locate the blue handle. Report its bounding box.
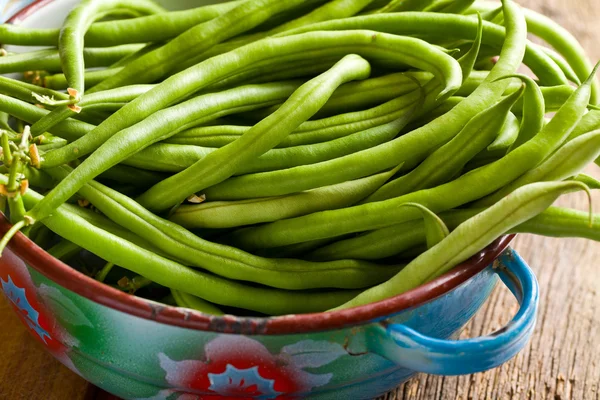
[376,248,538,375]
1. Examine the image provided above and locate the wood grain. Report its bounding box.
[1,0,599,399]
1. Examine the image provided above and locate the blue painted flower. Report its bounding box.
[208,364,282,399]
[1,275,51,343]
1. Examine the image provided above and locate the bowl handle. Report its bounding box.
[369,248,538,375]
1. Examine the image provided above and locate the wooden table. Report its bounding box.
[1,0,599,399]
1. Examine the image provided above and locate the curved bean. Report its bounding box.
[314,202,600,262]
[169,165,401,230]
[281,10,567,86]
[14,180,359,315]
[137,55,373,212]
[253,71,430,121]
[171,290,224,316]
[42,30,463,167]
[58,0,165,98]
[476,129,600,206]
[43,166,401,291]
[0,44,143,74]
[503,74,545,150]
[199,2,525,201]
[230,65,596,249]
[365,87,523,203]
[425,0,476,14]
[87,0,327,92]
[31,84,154,136]
[487,111,520,152]
[334,180,589,309]
[28,30,463,227]
[172,0,377,74]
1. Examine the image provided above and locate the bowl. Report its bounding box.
[0,1,539,399]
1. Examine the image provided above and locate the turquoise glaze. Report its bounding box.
[0,1,539,398]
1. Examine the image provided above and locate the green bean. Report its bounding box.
[42,67,124,91]
[11,176,359,314]
[476,129,600,207]
[0,2,244,48]
[254,71,430,121]
[137,55,373,212]
[425,0,476,14]
[314,202,600,262]
[456,13,484,83]
[522,8,599,103]
[487,111,520,152]
[58,202,169,259]
[572,174,600,189]
[334,180,589,309]
[129,110,416,175]
[240,108,418,175]
[0,75,70,107]
[96,164,167,188]
[375,0,436,13]
[31,85,154,136]
[568,109,600,141]
[402,203,449,248]
[365,87,523,203]
[41,29,463,169]
[309,218,427,261]
[43,166,400,291]
[166,126,249,148]
[173,0,377,74]
[0,94,95,142]
[87,0,328,92]
[27,32,462,230]
[0,45,143,74]
[169,165,401,230]
[171,290,224,316]
[504,75,545,150]
[200,2,527,201]
[58,0,165,99]
[0,112,11,132]
[282,11,567,86]
[542,47,582,85]
[47,239,81,262]
[121,144,213,173]
[515,85,576,113]
[230,65,597,250]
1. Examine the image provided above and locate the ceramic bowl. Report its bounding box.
[0,1,539,399]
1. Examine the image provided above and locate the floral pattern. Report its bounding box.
[147,336,348,399]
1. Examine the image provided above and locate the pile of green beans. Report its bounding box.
[1,0,600,316]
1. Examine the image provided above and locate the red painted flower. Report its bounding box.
[151,335,347,399]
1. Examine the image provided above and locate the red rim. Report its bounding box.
[2,0,516,335]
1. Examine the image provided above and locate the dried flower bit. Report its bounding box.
[68,104,82,113]
[29,144,41,169]
[77,198,91,208]
[19,180,29,195]
[187,194,206,204]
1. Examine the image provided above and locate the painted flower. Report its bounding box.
[0,251,79,374]
[149,336,347,399]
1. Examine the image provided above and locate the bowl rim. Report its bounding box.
[2,0,516,335]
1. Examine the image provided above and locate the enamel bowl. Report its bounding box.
[0,1,539,399]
